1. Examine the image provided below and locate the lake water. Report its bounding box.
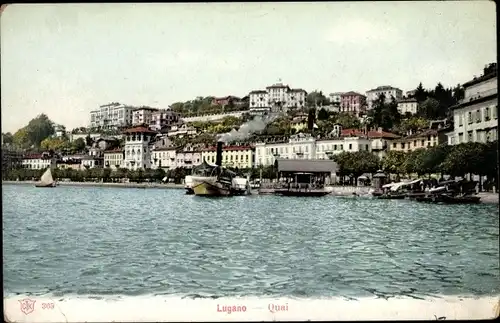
[3,183,499,300]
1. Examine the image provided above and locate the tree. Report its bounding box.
[40,137,66,151]
[398,117,430,134]
[307,108,316,130]
[317,108,329,121]
[85,134,92,146]
[382,151,407,177]
[72,138,86,152]
[334,113,361,129]
[440,142,487,177]
[13,127,30,149]
[417,97,440,119]
[306,91,329,107]
[2,132,13,145]
[332,151,380,185]
[415,82,427,103]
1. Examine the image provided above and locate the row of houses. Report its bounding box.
[18,121,449,172]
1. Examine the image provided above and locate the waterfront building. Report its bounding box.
[366,85,403,109]
[56,158,82,171]
[201,145,255,169]
[315,136,372,160]
[254,133,317,167]
[389,129,440,152]
[103,148,124,169]
[132,107,159,126]
[447,63,498,145]
[397,98,418,115]
[249,82,307,111]
[123,126,157,170]
[90,102,134,129]
[81,156,104,169]
[22,153,52,169]
[337,127,401,159]
[150,109,180,131]
[340,91,367,116]
[151,147,177,170]
[175,145,202,169]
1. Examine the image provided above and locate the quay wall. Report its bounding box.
[329,185,372,196]
[2,181,184,190]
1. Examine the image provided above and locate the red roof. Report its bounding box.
[123,126,157,134]
[104,148,123,153]
[341,129,400,139]
[23,154,51,159]
[203,145,253,152]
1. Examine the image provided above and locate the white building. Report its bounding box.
[104,149,124,169]
[54,125,66,138]
[132,107,159,126]
[328,92,343,105]
[397,98,418,115]
[90,102,134,129]
[167,124,197,137]
[447,63,498,145]
[22,154,52,169]
[365,86,403,109]
[150,109,180,130]
[151,147,177,170]
[123,126,156,170]
[249,82,307,112]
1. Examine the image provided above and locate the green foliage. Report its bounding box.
[368,93,401,131]
[334,112,361,129]
[397,117,429,134]
[331,151,380,180]
[2,132,13,145]
[317,108,329,121]
[306,91,329,107]
[382,150,407,174]
[440,142,495,177]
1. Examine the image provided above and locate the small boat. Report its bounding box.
[184,175,194,195]
[35,167,56,188]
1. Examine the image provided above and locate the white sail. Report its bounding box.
[39,168,54,185]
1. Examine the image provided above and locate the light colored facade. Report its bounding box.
[315,137,372,160]
[167,124,197,137]
[329,92,343,105]
[447,64,498,145]
[22,155,52,169]
[366,86,403,109]
[150,109,180,130]
[201,146,255,169]
[123,126,156,170]
[151,147,177,169]
[90,102,134,129]
[389,129,440,152]
[82,156,104,169]
[397,98,418,115]
[132,107,158,126]
[104,149,124,169]
[249,82,307,111]
[175,146,202,169]
[54,125,66,138]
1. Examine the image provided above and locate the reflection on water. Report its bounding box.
[2,184,499,298]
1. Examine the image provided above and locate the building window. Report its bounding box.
[468,111,472,124]
[401,143,405,149]
[421,140,425,146]
[485,107,490,120]
[468,131,473,142]
[348,144,352,150]
[476,110,481,123]
[393,143,396,148]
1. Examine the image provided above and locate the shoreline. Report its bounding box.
[2,180,185,190]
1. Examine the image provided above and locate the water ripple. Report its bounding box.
[2,184,499,298]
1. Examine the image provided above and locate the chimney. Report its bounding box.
[216,141,223,166]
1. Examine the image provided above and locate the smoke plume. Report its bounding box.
[218,115,276,143]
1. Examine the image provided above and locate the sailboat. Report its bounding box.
[35,167,56,188]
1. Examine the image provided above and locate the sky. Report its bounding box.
[1,1,497,133]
